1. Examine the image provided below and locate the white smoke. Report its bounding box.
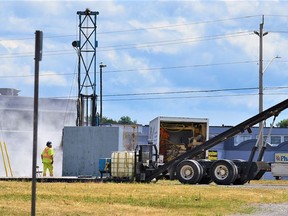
[0,95,76,177]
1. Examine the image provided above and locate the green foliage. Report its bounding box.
[276,119,288,128]
[101,116,117,124]
[118,116,137,124]
[101,116,137,125]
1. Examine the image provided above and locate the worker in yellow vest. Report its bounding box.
[41,141,54,177]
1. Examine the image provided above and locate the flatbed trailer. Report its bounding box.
[134,98,288,185]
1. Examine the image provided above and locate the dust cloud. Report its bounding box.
[0,95,76,177]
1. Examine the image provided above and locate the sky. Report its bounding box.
[1,0,288,127]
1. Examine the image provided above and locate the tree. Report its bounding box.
[101,116,137,125]
[276,119,288,128]
[101,116,117,124]
[118,116,137,125]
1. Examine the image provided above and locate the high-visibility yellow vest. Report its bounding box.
[41,147,54,163]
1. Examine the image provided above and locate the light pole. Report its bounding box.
[260,56,281,124]
[263,56,281,74]
[99,63,106,124]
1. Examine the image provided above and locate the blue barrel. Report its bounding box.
[99,158,111,178]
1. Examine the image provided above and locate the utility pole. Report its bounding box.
[254,15,268,150]
[31,30,43,216]
[99,63,106,124]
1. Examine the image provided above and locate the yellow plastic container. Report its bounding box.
[111,151,134,179]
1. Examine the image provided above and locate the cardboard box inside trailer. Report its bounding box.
[149,116,209,163]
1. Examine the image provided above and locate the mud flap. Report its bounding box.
[249,161,271,180]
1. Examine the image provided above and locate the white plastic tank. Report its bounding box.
[111,151,135,179]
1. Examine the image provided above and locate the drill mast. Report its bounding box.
[73,9,99,126]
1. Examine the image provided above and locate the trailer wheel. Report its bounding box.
[210,160,238,185]
[197,159,212,184]
[233,178,248,185]
[198,176,212,184]
[176,160,203,184]
[232,159,248,185]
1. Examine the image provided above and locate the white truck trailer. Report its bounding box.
[271,154,288,179]
[148,116,209,163]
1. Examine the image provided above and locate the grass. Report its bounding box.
[0,180,288,215]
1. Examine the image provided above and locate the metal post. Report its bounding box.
[93,13,98,126]
[99,63,106,124]
[259,18,264,149]
[31,30,42,216]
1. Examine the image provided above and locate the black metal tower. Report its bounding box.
[73,9,99,126]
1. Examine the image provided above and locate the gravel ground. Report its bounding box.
[227,183,288,216]
[231,203,288,216]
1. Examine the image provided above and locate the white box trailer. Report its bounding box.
[149,116,209,163]
[271,163,288,178]
[271,153,288,179]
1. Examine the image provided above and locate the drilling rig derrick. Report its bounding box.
[72,8,99,126]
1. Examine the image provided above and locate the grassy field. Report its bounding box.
[0,180,288,216]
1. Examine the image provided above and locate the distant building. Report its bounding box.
[209,126,288,179]
[0,88,20,96]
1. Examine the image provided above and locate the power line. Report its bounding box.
[103,87,259,97]
[0,34,76,42]
[40,86,288,101]
[102,93,259,101]
[0,13,260,56]
[270,31,288,34]
[0,60,258,78]
[98,15,261,34]
[0,58,284,79]
[0,15,260,42]
[101,91,288,101]
[3,29,287,59]
[41,93,258,101]
[265,86,288,90]
[266,15,288,18]
[99,31,253,52]
[103,60,258,74]
[101,87,261,101]
[0,72,74,78]
[0,31,253,59]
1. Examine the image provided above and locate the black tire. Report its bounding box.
[198,176,213,184]
[210,160,238,185]
[232,159,248,185]
[197,159,212,184]
[233,178,248,185]
[176,160,203,184]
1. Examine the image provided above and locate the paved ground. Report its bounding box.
[231,203,288,216]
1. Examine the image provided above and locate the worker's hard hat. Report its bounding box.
[46,141,52,146]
